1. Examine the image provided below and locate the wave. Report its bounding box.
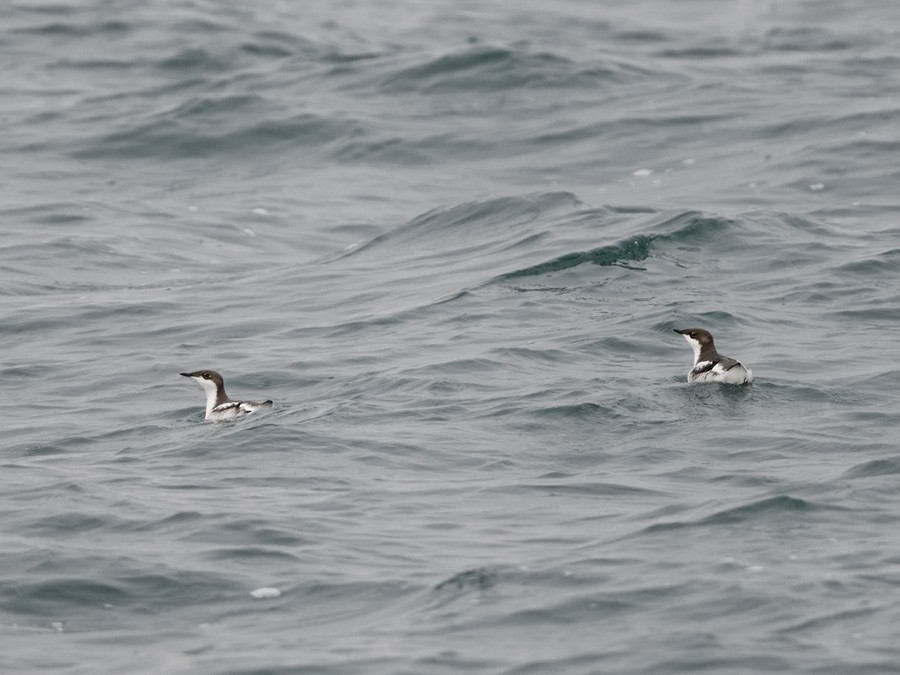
[379,45,651,94]
[497,210,732,280]
[634,495,843,538]
[327,191,582,263]
[842,457,900,479]
[500,235,655,277]
[73,105,362,160]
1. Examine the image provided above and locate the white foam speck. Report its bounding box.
[747,565,765,572]
[187,206,199,212]
[682,158,695,166]
[250,587,281,599]
[632,169,652,177]
[809,183,825,191]
[252,208,270,215]
[51,621,64,633]
[243,228,256,237]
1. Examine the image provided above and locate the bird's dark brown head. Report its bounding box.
[674,328,718,362]
[180,370,225,386]
[674,328,714,346]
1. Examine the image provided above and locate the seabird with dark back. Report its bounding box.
[673,328,753,384]
[181,370,273,420]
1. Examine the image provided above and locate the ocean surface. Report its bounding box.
[3,1,900,673]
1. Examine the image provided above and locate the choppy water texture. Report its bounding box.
[3,1,900,673]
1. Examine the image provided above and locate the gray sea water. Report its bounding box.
[4,0,900,673]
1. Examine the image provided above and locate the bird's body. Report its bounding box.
[673,328,753,385]
[181,370,273,421]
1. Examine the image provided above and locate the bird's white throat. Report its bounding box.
[681,334,703,365]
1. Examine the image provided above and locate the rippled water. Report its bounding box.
[4,1,900,673]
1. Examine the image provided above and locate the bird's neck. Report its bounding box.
[696,343,718,364]
[201,382,229,414]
